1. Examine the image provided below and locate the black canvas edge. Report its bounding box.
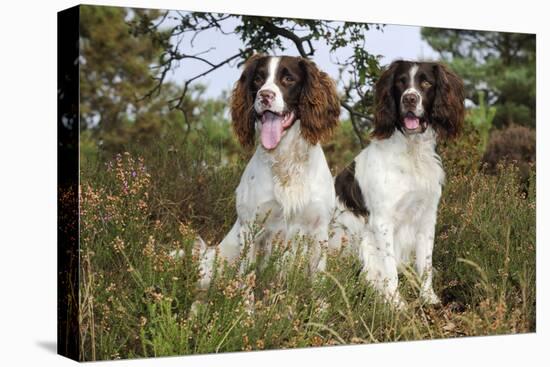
[57,4,81,362]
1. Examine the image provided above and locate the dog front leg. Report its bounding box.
[415,209,440,305]
[195,220,246,291]
[361,217,405,309]
[293,203,331,274]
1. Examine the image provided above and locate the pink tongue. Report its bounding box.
[404,116,420,130]
[260,112,285,150]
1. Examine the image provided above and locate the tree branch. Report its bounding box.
[257,19,314,57]
[168,49,251,110]
[341,100,370,148]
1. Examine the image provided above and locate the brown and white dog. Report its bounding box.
[330,60,465,308]
[197,54,340,289]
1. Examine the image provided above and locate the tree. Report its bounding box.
[421,28,536,129]
[79,6,198,151]
[131,11,385,147]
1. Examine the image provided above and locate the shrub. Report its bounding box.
[482,124,536,177]
[438,121,483,177]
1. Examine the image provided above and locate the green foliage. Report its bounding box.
[323,120,366,173]
[437,164,535,314]
[421,28,536,128]
[79,6,202,152]
[438,121,483,175]
[467,91,497,152]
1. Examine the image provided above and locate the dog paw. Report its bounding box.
[392,295,408,311]
[169,235,207,259]
[382,291,407,311]
[420,289,441,305]
[169,249,185,259]
[189,300,206,318]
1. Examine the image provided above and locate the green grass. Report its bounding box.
[77,125,535,361]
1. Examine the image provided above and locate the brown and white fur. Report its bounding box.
[330,60,465,308]
[197,55,340,290]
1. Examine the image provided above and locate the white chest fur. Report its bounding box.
[236,121,325,224]
[357,128,444,213]
[260,121,312,219]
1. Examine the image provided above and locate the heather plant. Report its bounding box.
[78,123,535,360]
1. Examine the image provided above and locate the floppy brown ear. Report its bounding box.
[230,54,265,148]
[432,63,465,140]
[298,58,340,145]
[372,61,401,139]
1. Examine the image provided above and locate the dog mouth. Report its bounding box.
[402,111,427,133]
[258,110,296,150]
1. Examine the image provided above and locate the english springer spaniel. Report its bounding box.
[197,54,340,289]
[330,60,465,308]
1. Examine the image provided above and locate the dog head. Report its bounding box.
[231,54,340,149]
[373,60,465,140]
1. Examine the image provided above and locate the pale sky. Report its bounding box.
[161,15,440,98]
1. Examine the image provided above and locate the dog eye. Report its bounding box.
[254,75,264,84]
[421,80,432,89]
[283,75,295,83]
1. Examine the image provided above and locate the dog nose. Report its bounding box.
[259,90,275,104]
[403,93,418,106]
